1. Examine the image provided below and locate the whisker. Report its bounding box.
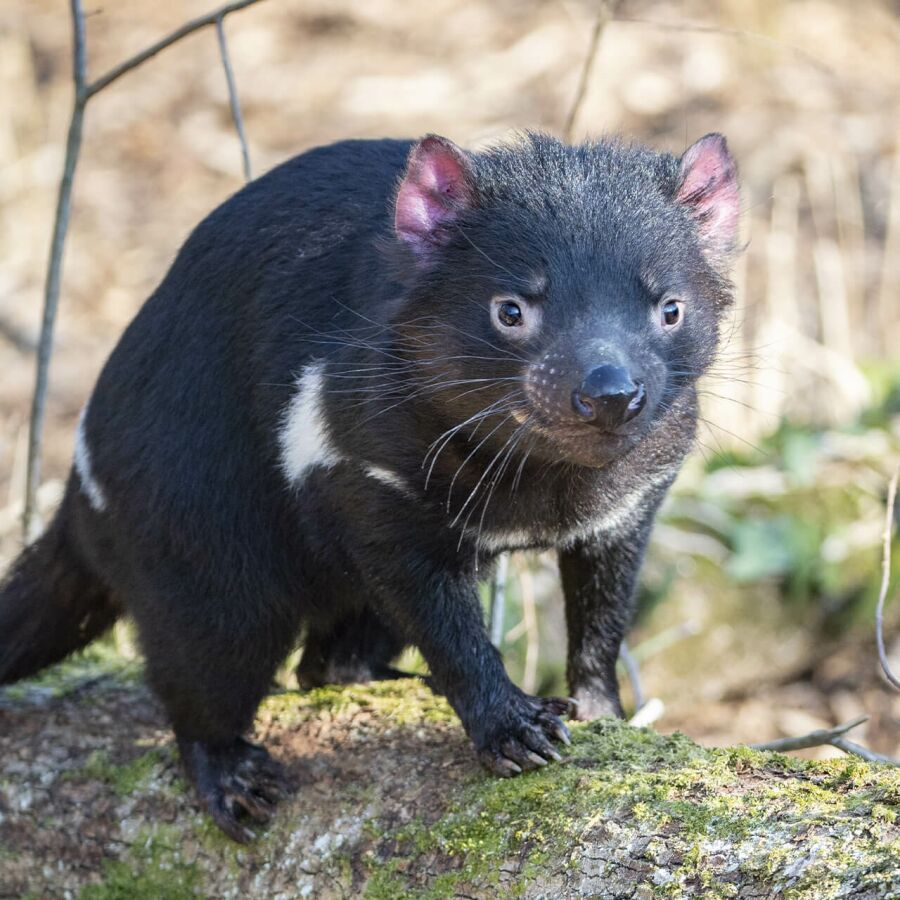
[325,375,521,396]
[511,432,537,496]
[423,393,522,487]
[453,420,530,551]
[469,417,533,548]
[695,415,766,456]
[446,414,517,514]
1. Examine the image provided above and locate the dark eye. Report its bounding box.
[491,293,540,338]
[661,299,684,329]
[498,300,523,327]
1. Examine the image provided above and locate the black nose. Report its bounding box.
[571,365,646,428]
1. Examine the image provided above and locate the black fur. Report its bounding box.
[0,132,738,841]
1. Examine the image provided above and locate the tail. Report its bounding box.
[0,489,119,685]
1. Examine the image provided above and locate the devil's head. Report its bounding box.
[389,132,740,468]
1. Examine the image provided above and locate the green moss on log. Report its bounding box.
[2,669,896,899]
[358,700,899,898]
[80,827,200,900]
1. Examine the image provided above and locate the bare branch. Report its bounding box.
[876,465,900,690]
[750,715,868,753]
[85,0,269,98]
[564,0,622,143]
[830,737,899,767]
[70,0,88,93]
[23,0,263,541]
[22,0,89,542]
[215,15,252,182]
[750,715,899,766]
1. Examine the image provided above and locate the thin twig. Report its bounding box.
[22,0,88,542]
[517,557,539,693]
[619,641,644,711]
[750,715,899,766]
[876,466,900,690]
[564,0,621,142]
[489,553,509,648]
[85,0,268,98]
[215,15,252,182]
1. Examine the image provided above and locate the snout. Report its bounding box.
[571,365,646,430]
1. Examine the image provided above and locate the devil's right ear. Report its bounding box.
[675,133,740,258]
[394,135,477,259]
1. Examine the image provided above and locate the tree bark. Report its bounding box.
[1,664,898,899]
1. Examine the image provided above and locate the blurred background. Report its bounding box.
[1,0,898,759]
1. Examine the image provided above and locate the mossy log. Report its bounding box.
[1,663,898,899]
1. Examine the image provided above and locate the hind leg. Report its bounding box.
[296,606,412,690]
[129,579,299,842]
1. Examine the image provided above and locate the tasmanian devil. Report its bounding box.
[0,131,739,841]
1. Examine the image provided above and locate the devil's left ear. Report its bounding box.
[394,135,477,258]
[676,133,740,256]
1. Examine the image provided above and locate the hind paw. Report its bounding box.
[178,736,290,843]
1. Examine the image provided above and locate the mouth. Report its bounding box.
[529,418,639,466]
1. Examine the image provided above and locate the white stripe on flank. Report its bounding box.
[278,361,341,485]
[74,406,108,512]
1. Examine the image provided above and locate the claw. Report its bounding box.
[500,738,547,771]
[553,722,572,745]
[480,749,523,777]
[231,788,274,823]
[522,729,561,762]
[496,758,523,777]
[254,778,288,804]
[209,798,256,844]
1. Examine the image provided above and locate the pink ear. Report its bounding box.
[676,134,740,254]
[394,135,476,256]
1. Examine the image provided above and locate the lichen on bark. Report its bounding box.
[0,658,898,898]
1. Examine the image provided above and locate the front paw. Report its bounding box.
[570,686,623,722]
[474,695,572,777]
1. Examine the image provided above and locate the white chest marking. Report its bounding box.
[474,470,676,553]
[74,406,108,512]
[278,362,341,485]
[560,470,675,548]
